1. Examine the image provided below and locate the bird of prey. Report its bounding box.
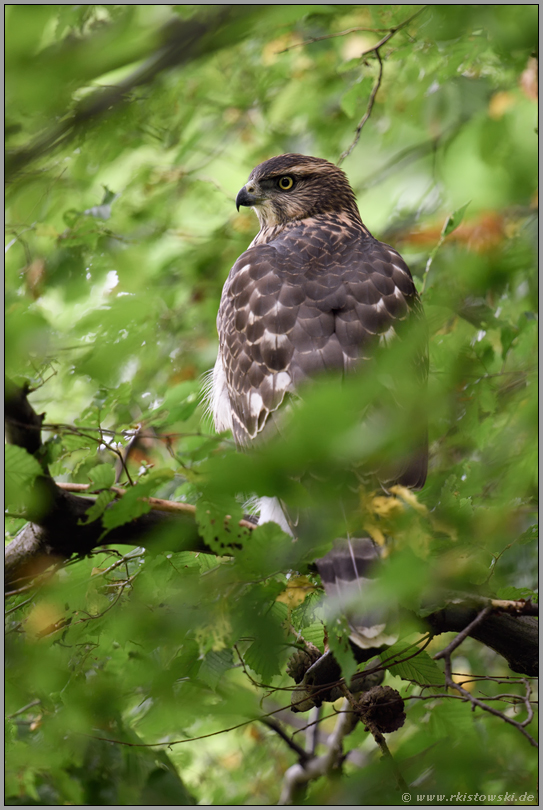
[208,153,427,657]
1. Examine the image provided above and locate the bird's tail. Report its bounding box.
[316,536,398,659]
[255,496,398,660]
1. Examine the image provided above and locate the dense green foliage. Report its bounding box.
[5,5,537,805]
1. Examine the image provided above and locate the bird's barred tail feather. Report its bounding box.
[316,537,398,657]
[257,496,397,657]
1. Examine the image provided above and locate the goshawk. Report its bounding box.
[208,153,427,656]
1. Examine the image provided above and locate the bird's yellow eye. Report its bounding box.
[278,176,294,190]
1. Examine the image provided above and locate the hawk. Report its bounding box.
[208,153,427,658]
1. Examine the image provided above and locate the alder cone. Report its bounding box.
[286,646,322,684]
[357,684,406,733]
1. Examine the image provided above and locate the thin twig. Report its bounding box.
[434,608,538,748]
[260,717,310,764]
[7,699,41,719]
[364,718,408,792]
[433,606,492,660]
[276,26,393,53]
[279,7,427,55]
[338,50,383,166]
[443,659,537,747]
[336,8,427,165]
[40,421,217,441]
[90,549,146,579]
[519,679,534,728]
[4,595,35,616]
[79,699,322,749]
[407,693,538,706]
[113,424,146,484]
[70,573,138,628]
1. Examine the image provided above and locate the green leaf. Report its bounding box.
[442,201,471,237]
[500,323,519,359]
[299,622,325,652]
[101,484,152,530]
[88,463,116,490]
[244,638,283,684]
[61,433,93,454]
[5,445,42,507]
[99,470,175,533]
[236,521,294,578]
[4,3,539,802]
[158,382,200,423]
[429,697,477,740]
[517,524,538,545]
[340,77,373,119]
[195,497,246,557]
[291,590,324,633]
[327,616,358,683]
[80,490,116,525]
[337,57,363,74]
[198,649,234,690]
[5,444,42,483]
[380,642,444,687]
[496,586,538,603]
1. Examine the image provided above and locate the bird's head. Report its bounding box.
[236,154,361,227]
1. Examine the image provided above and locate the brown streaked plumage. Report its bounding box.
[208,153,428,662]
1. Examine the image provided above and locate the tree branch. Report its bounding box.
[337,50,383,166]
[4,379,212,587]
[278,702,353,805]
[435,609,538,748]
[337,7,428,165]
[5,6,266,181]
[260,717,310,765]
[52,482,257,530]
[426,598,538,677]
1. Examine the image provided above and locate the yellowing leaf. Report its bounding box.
[276,576,316,609]
[488,90,516,119]
[389,485,429,516]
[26,602,65,639]
[363,521,387,547]
[371,494,405,519]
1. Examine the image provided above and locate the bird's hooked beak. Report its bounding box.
[236,184,259,211]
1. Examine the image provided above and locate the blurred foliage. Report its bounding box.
[5,4,537,805]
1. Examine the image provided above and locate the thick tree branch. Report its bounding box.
[5,379,210,587]
[426,598,538,677]
[5,379,46,457]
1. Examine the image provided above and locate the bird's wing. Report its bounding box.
[215,223,426,469]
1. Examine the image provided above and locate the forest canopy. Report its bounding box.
[5,5,538,806]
